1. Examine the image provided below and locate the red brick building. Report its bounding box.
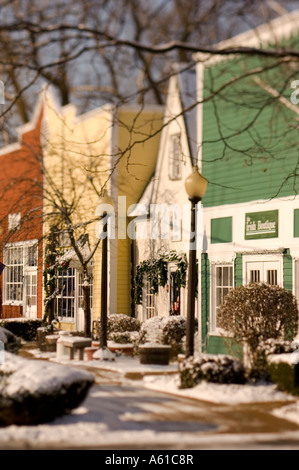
[0,98,44,319]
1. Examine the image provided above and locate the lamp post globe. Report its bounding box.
[185,168,208,202]
[185,168,207,358]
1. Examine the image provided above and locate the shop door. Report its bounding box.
[169,271,181,315]
[246,261,281,286]
[24,271,37,318]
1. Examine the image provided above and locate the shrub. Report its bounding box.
[138,316,187,358]
[95,314,141,341]
[217,283,298,377]
[179,354,245,388]
[109,331,139,345]
[0,320,43,342]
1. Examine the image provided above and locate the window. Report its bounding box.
[169,134,182,180]
[143,276,156,320]
[8,213,21,231]
[211,264,234,331]
[246,260,280,286]
[3,242,38,304]
[55,267,75,319]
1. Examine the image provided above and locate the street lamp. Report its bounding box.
[94,191,114,360]
[185,168,208,357]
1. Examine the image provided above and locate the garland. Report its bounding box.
[134,250,188,305]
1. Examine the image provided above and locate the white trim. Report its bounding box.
[3,240,38,309]
[209,261,234,335]
[242,253,284,287]
[194,9,299,67]
[0,92,44,158]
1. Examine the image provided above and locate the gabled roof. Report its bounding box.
[131,63,198,216]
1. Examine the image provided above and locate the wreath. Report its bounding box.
[134,250,188,305]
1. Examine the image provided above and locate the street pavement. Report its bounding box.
[2,347,299,450]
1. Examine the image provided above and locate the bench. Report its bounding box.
[60,336,92,360]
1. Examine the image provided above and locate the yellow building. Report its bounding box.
[42,89,163,332]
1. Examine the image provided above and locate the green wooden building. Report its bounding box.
[196,9,299,355]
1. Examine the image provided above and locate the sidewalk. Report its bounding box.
[25,345,298,408]
[53,353,180,380]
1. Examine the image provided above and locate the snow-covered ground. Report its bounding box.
[26,347,297,405]
[0,347,299,449]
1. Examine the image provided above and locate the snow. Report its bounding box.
[268,353,299,365]
[0,352,94,396]
[23,348,296,404]
[142,374,295,404]
[0,348,299,449]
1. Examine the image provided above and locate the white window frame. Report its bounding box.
[8,212,21,231]
[242,254,283,287]
[55,267,76,321]
[210,262,234,334]
[3,240,38,306]
[169,134,182,180]
[54,268,93,324]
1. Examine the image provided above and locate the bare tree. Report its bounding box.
[0,0,297,142]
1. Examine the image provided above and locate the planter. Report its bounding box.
[45,335,59,352]
[85,347,98,361]
[37,327,52,352]
[108,342,134,356]
[139,344,171,365]
[268,353,299,396]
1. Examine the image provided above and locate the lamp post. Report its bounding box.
[185,168,208,357]
[94,191,114,356]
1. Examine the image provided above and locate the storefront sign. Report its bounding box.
[245,210,278,239]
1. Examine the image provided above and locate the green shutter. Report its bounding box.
[294,209,299,237]
[201,253,210,352]
[283,249,292,292]
[211,217,232,244]
[234,253,243,287]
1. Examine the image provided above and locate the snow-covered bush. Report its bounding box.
[260,338,294,356]
[138,316,187,358]
[179,354,245,389]
[217,283,298,377]
[0,327,21,354]
[0,352,94,426]
[95,313,141,344]
[109,331,139,345]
